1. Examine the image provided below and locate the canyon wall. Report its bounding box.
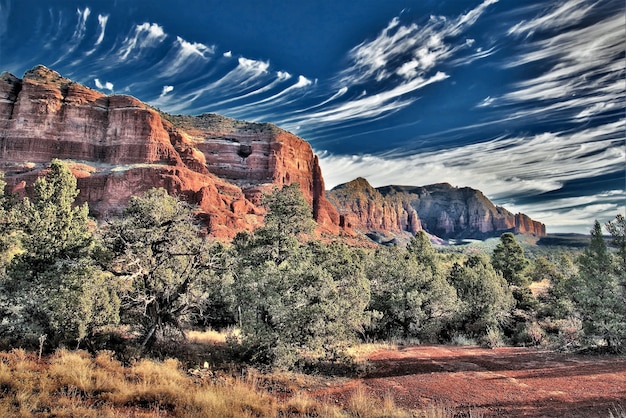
[0,66,340,238]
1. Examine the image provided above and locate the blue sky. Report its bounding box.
[1,0,624,233]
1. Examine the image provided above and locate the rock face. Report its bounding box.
[0,66,340,238]
[327,178,422,235]
[328,179,546,240]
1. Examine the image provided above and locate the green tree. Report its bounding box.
[232,185,368,368]
[573,220,626,350]
[605,214,626,273]
[406,230,439,275]
[365,245,457,341]
[491,232,530,287]
[448,254,515,342]
[10,159,91,276]
[102,188,210,349]
[1,160,119,347]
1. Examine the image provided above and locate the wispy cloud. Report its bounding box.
[504,190,626,233]
[318,120,625,231]
[160,85,174,97]
[339,0,498,87]
[85,14,109,56]
[95,14,108,45]
[158,36,215,77]
[118,22,167,61]
[496,1,624,123]
[285,72,448,125]
[51,7,91,66]
[73,7,90,41]
[507,0,596,36]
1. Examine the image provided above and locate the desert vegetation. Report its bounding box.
[0,160,624,416]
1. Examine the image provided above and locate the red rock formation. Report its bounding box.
[327,178,422,236]
[329,180,546,240]
[515,213,546,236]
[0,66,340,238]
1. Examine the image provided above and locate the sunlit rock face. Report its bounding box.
[329,179,546,240]
[0,66,340,238]
[327,177,422,236]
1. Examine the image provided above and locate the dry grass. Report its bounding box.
[186,328,230,345]
[0,348,468,417]
[345,342,397,363]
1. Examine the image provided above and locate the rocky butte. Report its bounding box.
[0,65,339,238]
[328,178,546,241]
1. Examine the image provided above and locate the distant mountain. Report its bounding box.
[328,177,546,241]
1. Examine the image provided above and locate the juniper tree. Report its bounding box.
[232,184,369,368]
[1,160,119,347]
[102,188,211,349]
[491,232,530,287]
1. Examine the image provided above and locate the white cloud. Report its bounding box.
[340,0,497,87]
[223,50,232,58]
[237,57,270,74]
[74,7,90,40]
[94,78,114,92]
[494,6,624,125]
[508,0,595,36]
[325,0,496,126]
[286,72,448,125]
[317,120,624,232]
[160,85,174,97]
[505,191,626,233]
[477,96,495,108]
[159,36,215,77]
[176,36,214,58]
[276,71,292,81]
[95,14,108,45]
[118,22,167,61]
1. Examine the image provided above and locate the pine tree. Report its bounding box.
[491,232,530,287]
[573,220,626,350]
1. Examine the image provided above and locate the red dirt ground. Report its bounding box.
[313,345,626,417]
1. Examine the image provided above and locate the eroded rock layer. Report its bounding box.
[0,66,340,238]
[328,178,546,240]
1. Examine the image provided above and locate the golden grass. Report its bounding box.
[0,347,469,418]
[345,342,397,363]
[186,328,234,345]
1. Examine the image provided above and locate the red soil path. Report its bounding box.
[315,345,626,417]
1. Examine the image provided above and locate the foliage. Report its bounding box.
[365,243,457,342]
[571,219,626,350]
[448,254,515,341]
[232,184,369,369]
[0,160,119,347]
[102,188,212,349]
[491,232,530,287]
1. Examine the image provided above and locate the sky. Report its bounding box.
[0,0,624,233]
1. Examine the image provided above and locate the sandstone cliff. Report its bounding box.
[0,66,340,237]
[328,179,546,240]
[327,178,421,235]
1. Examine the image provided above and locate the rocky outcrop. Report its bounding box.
[329,180,546,240]
[0,66,340,238]
[327,177,422,236]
